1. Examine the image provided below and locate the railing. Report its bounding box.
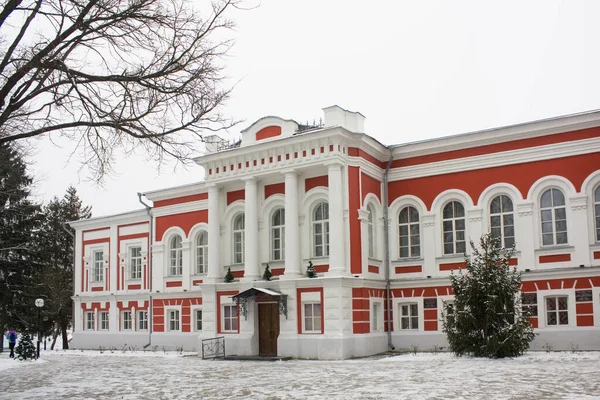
[201,336,225,360]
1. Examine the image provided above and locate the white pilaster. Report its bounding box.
[283,170,301,278]
[327,162,348,275]
[74,230,83,294]
[151,243,164,290]
[516,202,535,269]
[206,185,222,282]
[109,225,118,293]
[358,208,370,275]
[243,178,260,280]
[109,298,117,332]
[181,239,191,290]
[467,208,484,244]
[570,195,591,267]
[422,213,436,277]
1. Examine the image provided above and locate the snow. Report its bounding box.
[1,350,600,399]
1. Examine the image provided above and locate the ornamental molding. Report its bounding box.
[152,200,208,218]
[468,208,483,222]
[388,137,600,182]
[569,195,588,211]
[517,202,534,216]
[421,213,436,228]
[357,208,370,221]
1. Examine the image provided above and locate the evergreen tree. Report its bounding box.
[15,331,37,360]
[262,264,272,281]
[306,261,317,278]
[224,267,234,283]
[443,233,535,358]
[36,186,91,350]
[0,143,42,347]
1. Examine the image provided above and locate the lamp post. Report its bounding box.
[35,298,44,359]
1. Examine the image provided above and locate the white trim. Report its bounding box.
[537,289,576,329]
[394,300,422,332]
[370,298,384,333]
[151,200,208,217]
[389,137,600,181]
[581,170,600,244]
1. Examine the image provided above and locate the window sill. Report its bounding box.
[435,255,464,262]
[392,257,424,266]
[534,245,575,255]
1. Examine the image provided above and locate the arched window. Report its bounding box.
[169,235,183,276]
[233,213,245,264]
[490,195,515,248]
[195,231,208,274]
[540,188,567,246]
[312,201,329,257]
[271,207,285,261]
[398,206,420,258]
[595,186,600,242]
[367,204,375,259]
[443,201,466,255]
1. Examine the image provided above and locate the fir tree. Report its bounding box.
[306,261,317,278]
[443,233,535,358]
[15,331,37,360]
[224,267,234,283]
[262,264,272,281]
[0,143,42,346]
[36,186,91,349]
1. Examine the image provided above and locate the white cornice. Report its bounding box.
[143,181,207,202]
[152,200,209,217]
[391,109,600,158]
[69,209,149,230]
[389,137,600,181]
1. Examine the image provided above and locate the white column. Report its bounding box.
[326,162,348,275]
[109,225,118,293]
[181,239,191,290]
[283,170,301,278]
[206,185,222,282]
[151,244,164,290]
[570,195,591,267]
[243,177,260,280]
[467,208,483,245]
[357,208,370,275]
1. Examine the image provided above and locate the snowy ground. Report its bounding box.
[1,350,599,399]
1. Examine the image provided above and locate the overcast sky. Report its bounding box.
[26,0,600,217]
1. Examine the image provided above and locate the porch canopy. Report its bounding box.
[231,287,288,319]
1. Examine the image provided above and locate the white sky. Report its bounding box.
[26,0,600,217]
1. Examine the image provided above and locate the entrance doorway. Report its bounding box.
[258,303,280,356]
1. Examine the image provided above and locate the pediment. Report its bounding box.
[240,116,299,147]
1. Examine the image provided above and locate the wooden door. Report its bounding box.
[258,303,280,356]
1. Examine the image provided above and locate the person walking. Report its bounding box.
[6,328,17,358]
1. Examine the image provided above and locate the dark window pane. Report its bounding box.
[503,214,514,226]
[409,207,419,222]
[541,210,552,222]
[411,246,420,257]
[595,186,600,202]
[399,208,408,223]
[444,232,454,244]
[399,225,408,236]
[490,197,501,214]
[546,297,556,310]
[541,190,552,208]
[504,226,514,238]
[490,216,501,228]
[542,233,554,246]
[547,312,557,325]
[399,247,408,258]
[541,221,553,234]
[555,208,566,220]
[491,227,502,238]
[558,297,568,310]
[501,195,513,212]
[455,219,465,230]
[444,244,454,254]
[456,231,465,241]
[556,220,567,233]
[410,224,419,235]
[454,202,465,217]
[556,232,568,244]
[559,311,569,325]
[443,221,453,232]
[411,317,419,329]
[412,234,420,245]
[456,241,466,253]
[399,236,408,247]
[401,318,408,330]
[443,203,453,219]
[505,237,515,248]
[552,189,565,206]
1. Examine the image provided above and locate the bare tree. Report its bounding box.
[0,0,240,178]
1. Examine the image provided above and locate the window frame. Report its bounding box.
[168,235,183,276]
[302,302,322,334]
[398,205,420,258]
[194,308,203,332]
[312,201,330,258]
[371,300,384,333]
[166,309,181,332]
[222,304,239,333]
[489,194,515,248]
[92,250,104,282]
[122,310,132,331]
[544,295,569,326]
[594,185,600,242]
[367,204,375,259]
[270,207,285,261]
[232,213,245,264]
[442,201,466,255]
[85,311,95,331]
[399,302,419,331]
[129,246,142,280]
[137,310,148,331]
[539,188,568,247]
[195,230,208,274]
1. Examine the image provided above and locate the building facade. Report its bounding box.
[69,105,600,359]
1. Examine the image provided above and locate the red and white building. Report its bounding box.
[69,105,600,359]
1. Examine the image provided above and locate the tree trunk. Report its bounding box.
[50,328,59,350]
[60,323,69,350]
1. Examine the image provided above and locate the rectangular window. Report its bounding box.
[93,250,104,282]
[99,312,109,330]
[122,311,132,331]
[372,302,382,332]
[223,305,238,332]
[233,232,244,264]
[130,246,142,280]
[85,312,95,331]
[546,296,569,326]
[195,309,203,331]
[303,303,322,333]
[137,311,148,331]
[271,226,285,261]
[400,303,419,330]
[168,310,180,331]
